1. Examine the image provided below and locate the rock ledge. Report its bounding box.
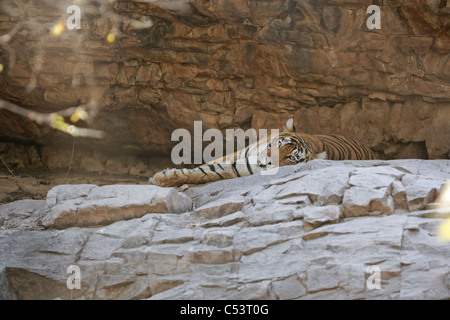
[0,159,449,299]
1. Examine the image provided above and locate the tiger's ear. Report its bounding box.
[283,117,296,133]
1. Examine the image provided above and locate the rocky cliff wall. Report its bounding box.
[0,0,449,174]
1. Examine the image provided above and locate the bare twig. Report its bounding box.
[0,156,16,177]
[0,99,104,139]
[65,141,75,179]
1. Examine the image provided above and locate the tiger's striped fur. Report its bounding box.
[148,118,376,187]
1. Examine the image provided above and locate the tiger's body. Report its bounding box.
[148,118,376,187]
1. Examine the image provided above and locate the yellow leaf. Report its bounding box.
[107,33,116,43]
[50,114,69,132]
[70,107,88,123]
[51,21,65,37]
[70,112,80,123]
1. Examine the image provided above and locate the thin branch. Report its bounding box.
[65,141,75,179]
[0,99,104,139]
[0,156,16,177]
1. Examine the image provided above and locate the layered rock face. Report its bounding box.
[0,160,449,299]
[0,0,449,173]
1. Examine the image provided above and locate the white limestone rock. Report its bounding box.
[0,160,449,300]
[42,184,192,229]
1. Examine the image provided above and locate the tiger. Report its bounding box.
[148,117,376,187]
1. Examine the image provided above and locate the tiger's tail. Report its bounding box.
[148,162,257,187]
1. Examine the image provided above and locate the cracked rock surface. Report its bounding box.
[0,159,449,299]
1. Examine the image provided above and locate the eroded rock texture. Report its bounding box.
[0,0,449,172]
[0,160,449,299]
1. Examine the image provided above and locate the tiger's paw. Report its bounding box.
[148,169,171,187]
[148,168,184,187]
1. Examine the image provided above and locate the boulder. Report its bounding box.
[42,184,192,229]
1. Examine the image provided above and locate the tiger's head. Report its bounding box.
[258,118,327,169]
